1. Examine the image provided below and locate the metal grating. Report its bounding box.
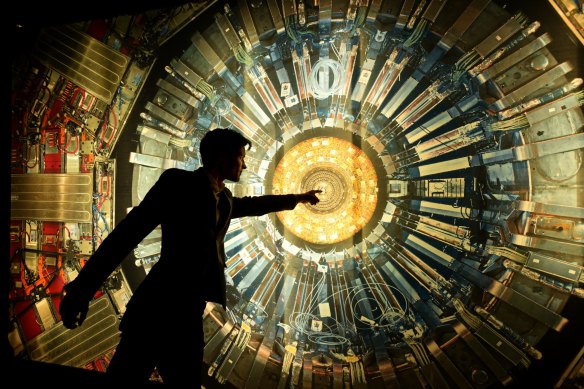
[27,296,120,367]
[33,25,129,104]
[11,173,93,223]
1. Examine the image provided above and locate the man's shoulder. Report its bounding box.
[160,167,200,181]
[157,168,212,196]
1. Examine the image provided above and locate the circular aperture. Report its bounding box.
[271,137,378,245]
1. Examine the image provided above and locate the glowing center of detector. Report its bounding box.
[272,137,378,245]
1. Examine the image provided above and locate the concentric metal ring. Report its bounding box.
[271,136,378,245]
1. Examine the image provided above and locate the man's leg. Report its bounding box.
[106,332,157,385]
[156,305,205,387]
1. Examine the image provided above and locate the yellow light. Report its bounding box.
[272,137,378,245]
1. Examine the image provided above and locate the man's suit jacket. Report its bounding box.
[66,167,298,332]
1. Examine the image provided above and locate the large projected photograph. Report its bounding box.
[8,0,584,387]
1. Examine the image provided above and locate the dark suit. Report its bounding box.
[65,167,298,385]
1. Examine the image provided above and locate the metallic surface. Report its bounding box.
[11,173,93,223]
[33,25,129,104]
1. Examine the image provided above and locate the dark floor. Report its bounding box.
[7,358,238,388]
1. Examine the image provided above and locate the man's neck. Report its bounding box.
[203,166,225,193]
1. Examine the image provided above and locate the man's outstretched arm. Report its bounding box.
[231,190,322,218]
[295,189,322,205]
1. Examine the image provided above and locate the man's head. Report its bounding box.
[200,128,251,182]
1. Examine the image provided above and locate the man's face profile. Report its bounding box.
[221,146,247,182]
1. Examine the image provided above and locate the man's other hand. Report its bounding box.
[59,286,90,329]
[297,190,322,205]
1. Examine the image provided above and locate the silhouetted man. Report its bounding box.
[59,128,321,386]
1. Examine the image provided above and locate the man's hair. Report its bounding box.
[199,128,252,167]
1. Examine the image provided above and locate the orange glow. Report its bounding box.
[272,137,378,245]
